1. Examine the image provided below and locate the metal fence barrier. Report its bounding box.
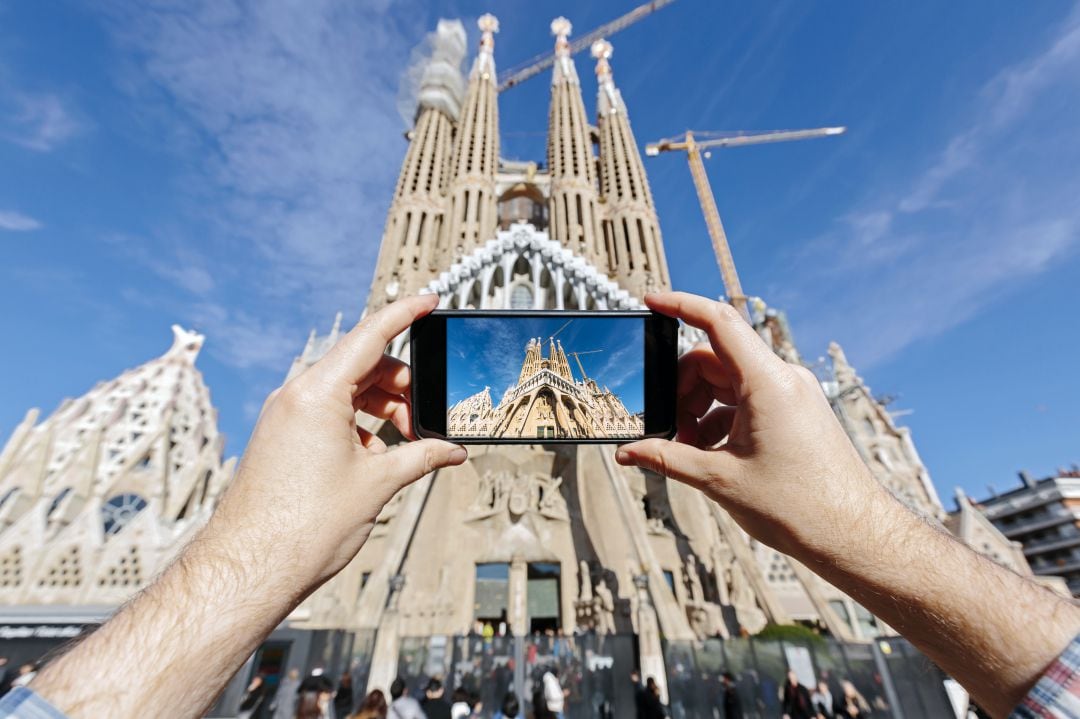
[384,633,954,719]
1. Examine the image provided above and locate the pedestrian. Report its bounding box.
[6,293,1080,719]
[334,674,355,719]
[420,678,451,719]
[387,677,425,719]
[0,657,9,697]
[541,665,565,719]
[531,684,554,719]
[832,681,868,719]
[639,677,666,719]
[10,664,35,689]
[271,668,301,719]
[237,674,266,719]
[720,672,743,719]
[355,689,389,719]
[811,680,833,718]
[449,687,471,719]
[492,691,519,719]
[781,670,813,719]
[629,670,646,719]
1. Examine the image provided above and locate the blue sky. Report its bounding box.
[1,1,1078,506]
[447,316,645,412]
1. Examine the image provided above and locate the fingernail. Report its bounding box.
[450,446,468,464]
[615,449,628,463]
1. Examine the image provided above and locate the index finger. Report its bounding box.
[316,294,438,389]
[645,291,781,393]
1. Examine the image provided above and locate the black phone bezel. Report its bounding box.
[410,309,678,444]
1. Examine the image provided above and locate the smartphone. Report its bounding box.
[410,309,678,444]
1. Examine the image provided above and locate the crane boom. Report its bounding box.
[497,0,677,93]
[644,127,846,323]
[567,349,604,379]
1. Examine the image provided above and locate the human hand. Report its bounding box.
[615,292,885,559]
[203,294,466,594]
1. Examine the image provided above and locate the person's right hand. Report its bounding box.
[615,292,890,559]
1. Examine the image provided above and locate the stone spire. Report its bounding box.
[0,326,236,605]
[367,20,468,310]
[443,14,501,260]
[546,17,603,264]
[593,39,671,296]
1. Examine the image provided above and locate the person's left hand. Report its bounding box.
[200,293,467,596]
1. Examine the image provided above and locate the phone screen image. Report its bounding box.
[445,315,645,441]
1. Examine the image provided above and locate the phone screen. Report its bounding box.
[445,315,646,441]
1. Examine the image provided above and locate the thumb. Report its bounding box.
[615,438,740,493]
[381,438,468,486]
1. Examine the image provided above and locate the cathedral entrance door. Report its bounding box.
[526,562,561,634]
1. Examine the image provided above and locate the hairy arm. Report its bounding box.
[618,291,1080,719]
[30,521,302,716]
[28,295,466,718]
[805,472,1078,717]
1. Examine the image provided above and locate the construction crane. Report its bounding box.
[497,0,677,93]
[567,349,604,380]
[645,127,846,322]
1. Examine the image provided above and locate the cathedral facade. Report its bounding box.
[281,15,945,698]
[0,11,1051,715]
[448,337,643,440]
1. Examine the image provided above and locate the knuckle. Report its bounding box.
[712,301,742,325]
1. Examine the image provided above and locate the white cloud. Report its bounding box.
[0,210,42,231]
[2,92,81,152]
[786,6,1080,368]
[96,0,428,331]
[187,301,299,371]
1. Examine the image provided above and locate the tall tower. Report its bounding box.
[593,40,671,295]
[546,18,604,265]
[367,20,467,310]
[443,14,501,259]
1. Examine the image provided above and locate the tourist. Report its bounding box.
[2,292,1077,719]
[541,665,565,719]
[0,657,9,698]
[811,680,833,718]
[271,668,301,719]
[10,664,35,689]
[295,689,332,719]
[334,674,355,719]
[530,685,554,719]
[449,687,471,719]
[237,674,266,719]
[720,672,743,719]
[492,690,520,719]
[639,677,666,719]
[420,678,451,719]
[388,677,426,719]
[781,670,813,719]
[354,689,389,719]
[629,670,646,719]
[832,681,868,718]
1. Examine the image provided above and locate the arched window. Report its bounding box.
[510,284,533,309]
[101,493,148,537]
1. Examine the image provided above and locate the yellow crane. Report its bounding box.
[645,127,846,322]
[497,0,677,93]
[567,349,604,381]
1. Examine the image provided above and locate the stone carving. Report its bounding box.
[727,557,767,634]
[593,577,616,635]
[684,555,704,603]
[467,470,568,522]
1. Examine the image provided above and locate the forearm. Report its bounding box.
[30,526,303,718]
[797,476,1079,718]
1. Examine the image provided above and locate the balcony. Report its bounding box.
[1023,532,1080,556]
[1000,506,1077,538]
